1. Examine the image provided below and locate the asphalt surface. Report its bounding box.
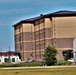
[2,65,76,69]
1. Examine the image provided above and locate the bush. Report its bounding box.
[55,60,67,65]
[55,60,73,65]
[0,62,42,67]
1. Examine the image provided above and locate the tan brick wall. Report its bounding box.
[23,23,34,32]
[45,18,51,28]
[14,16,76,61]
[53,17,76,38]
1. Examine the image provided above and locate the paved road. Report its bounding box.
[2,65,76,69]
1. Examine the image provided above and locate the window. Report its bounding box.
[12,58,15,62]
[4,58,9,63]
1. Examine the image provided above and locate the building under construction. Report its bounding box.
[13,10,76,61]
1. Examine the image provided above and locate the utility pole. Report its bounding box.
[9,46,10,63]
[0,49,2,63]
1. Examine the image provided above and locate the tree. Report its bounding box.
[43,46,57,66]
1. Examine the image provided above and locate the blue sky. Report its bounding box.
[0,0,76,52]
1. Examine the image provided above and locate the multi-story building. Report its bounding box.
[13,10,76,61]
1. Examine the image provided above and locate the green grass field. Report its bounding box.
[0,67,76,75]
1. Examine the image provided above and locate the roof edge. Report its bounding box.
[13,10,76,27]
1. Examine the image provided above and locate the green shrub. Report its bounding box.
[55,60,73,65]
[55,60,66,65]
[0,62,42,67]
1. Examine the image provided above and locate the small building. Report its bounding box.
[0,52,21,64]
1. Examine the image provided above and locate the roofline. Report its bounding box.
[13,10,76,27]
[13,21,32,27]
[13,16,44,27]
[44,13,76,18]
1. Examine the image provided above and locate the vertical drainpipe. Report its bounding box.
[14,27,16,53]
[43,18,45,51]
[39,19,41,60]
[19,25,22,60]
[31,23,33,60]
[19,26,21,54]
[51,17,53,46]
[34,23,36,61]
[53,17,56,47]
[22,24,24,61]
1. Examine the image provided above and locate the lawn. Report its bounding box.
[0,67,76,75]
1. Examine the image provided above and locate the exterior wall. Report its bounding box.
[44,18,52,47]
[14,18,51,61]
[34,18,45,61]
[14,24,24,60]
[14,16,76,61]
[14,23,35,61]
[53,17,76,38]
[0,56,21,64]
[52,17,76,60]
[22,23,34,61]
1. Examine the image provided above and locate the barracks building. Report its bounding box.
[13,10,76,61]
